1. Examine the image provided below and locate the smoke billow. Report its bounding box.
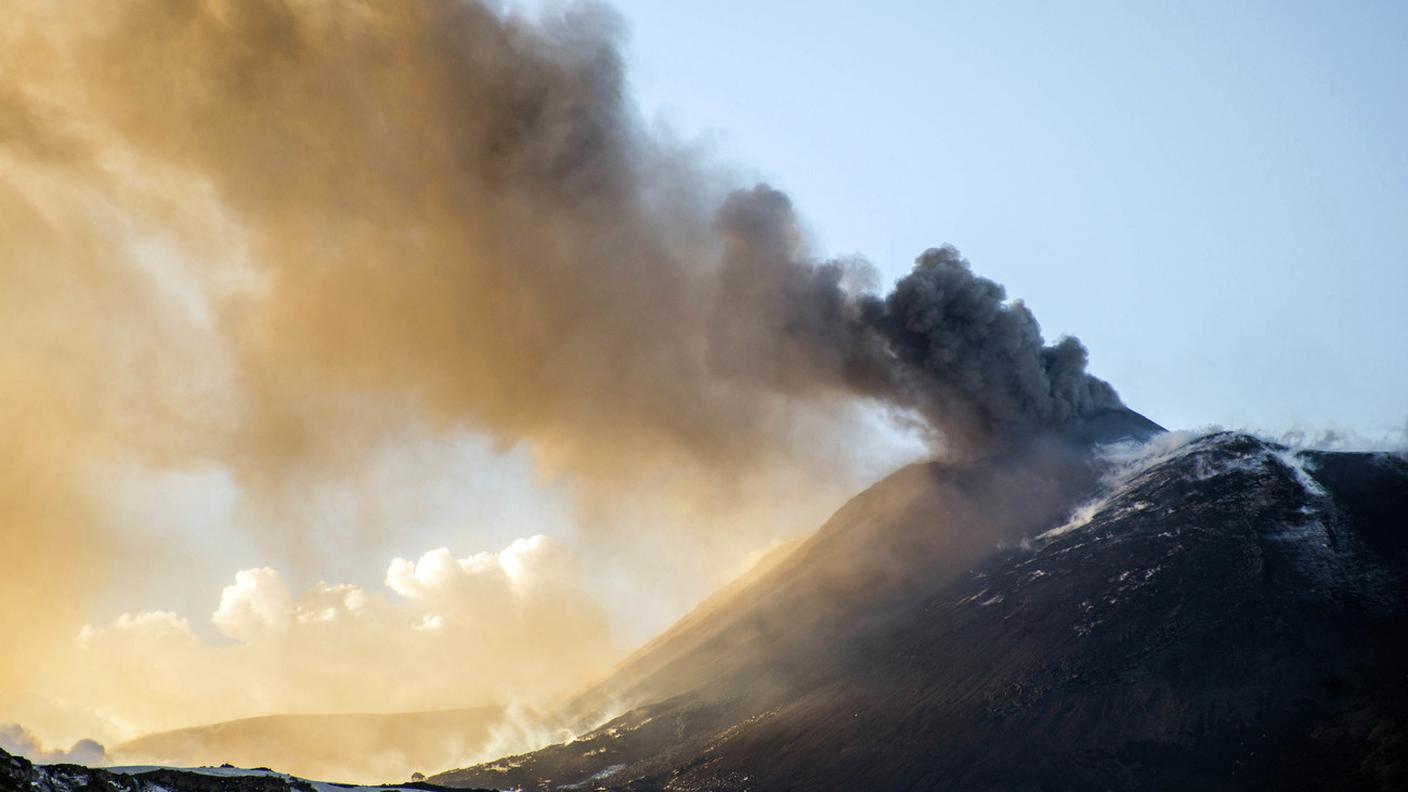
[711,186,1122,454]
[6,0,1116,472]
[864,245,1122,451]
[0,0,1121,757]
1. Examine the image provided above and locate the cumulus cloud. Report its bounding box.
[213,568,294,641]
[30,536,612,755]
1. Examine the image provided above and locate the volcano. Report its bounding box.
[6,410,1405,791]
[431,410,1408,791]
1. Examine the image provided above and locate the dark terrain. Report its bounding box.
[434,415,1408,791]
[0,746,486,792]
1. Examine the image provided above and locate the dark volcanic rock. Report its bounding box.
[435,429,1408,791]
[0,745,483,792]
[1,747,303,792]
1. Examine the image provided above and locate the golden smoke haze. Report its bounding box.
[0,0,919,769]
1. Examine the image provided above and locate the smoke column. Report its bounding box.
[0,0,1121,748]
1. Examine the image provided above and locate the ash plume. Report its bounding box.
[864,245,1122,452]
[0,0,1122,747]
[712,186,1122,454]
[1,0,1118,473]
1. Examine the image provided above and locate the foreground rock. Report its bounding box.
[0,746,487,792]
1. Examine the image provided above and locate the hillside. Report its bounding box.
[116,707,502,785]
[435,421,1408,790]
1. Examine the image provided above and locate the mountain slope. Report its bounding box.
[0,745,488,792]
[435,427,1408,790]
[543,409,1164,738]
[115,707,503,785]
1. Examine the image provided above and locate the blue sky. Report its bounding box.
[591,0,1407,439]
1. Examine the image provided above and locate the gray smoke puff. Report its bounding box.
[863,245,1123,451]
[710,186,897,401]
[709,188,1120,454]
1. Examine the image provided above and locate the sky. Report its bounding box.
[1,0,1404,770]
[600,0,1408,439]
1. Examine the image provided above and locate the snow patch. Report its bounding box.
[562,763,626,789]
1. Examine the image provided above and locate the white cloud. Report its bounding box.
[212,567,294,641]
[499,534,579,589]
[28,535,614,755]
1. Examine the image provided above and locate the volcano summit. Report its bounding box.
[433,420,1408,791]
